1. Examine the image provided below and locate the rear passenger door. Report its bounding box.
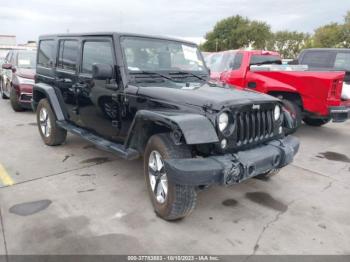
[55,39,80,124]
[77,38,121,141]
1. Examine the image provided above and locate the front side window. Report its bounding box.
[121,37,205,72]
[16,51,36,69]
[82,41,114,74]
[38,40,55,67]
[57,40,79,71]
[230,53,243,70]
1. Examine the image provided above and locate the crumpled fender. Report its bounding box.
[125,110,219,146]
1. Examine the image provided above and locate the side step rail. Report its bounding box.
[57,120,140,160]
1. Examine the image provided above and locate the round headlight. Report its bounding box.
[274,105,281,121]
[218,112,229,131]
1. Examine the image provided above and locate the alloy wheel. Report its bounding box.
[148,150,168,204]
[39,107,51,137]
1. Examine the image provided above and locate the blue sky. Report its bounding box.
[0,0,349,44]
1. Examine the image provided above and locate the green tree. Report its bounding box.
[343,11,350,48]
[313,22,345,48]
[201,15,271,52]
[266,31,311,58]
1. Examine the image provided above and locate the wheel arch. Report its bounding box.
[125,110,219,154]
[267,91,304,110]
[32,83,66,120]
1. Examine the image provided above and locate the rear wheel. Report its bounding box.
[36,98,67,146]
[144,133,197,221]
[282,99,302,134]
[303,117,330,127]
[10,86,24,112]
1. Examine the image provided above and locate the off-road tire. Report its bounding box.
[36,98,67,146]
[10,86,24,112]
[254,168,280,180]
[303,117,330,127]
[144,133,197,221]
[282,99,302,134]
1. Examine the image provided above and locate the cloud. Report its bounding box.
[0,0,349,44]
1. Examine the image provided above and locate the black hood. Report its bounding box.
[137,84,279,110]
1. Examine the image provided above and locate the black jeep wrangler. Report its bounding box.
[32,33,299,220]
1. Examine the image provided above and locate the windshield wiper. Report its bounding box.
[169,71,209,82]
[168,70,221,87]
[130,70,179,83]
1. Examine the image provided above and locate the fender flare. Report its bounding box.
[125,110,219,149]
[32,83,65,121]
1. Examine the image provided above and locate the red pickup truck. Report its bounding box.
[206,50,350,129]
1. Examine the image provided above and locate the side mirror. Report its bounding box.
[92,63,113,80]
[2,63,12,70]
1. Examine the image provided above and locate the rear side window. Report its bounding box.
[334,52,350,71]
[250,55,281,65]
[301,51,334,68]
[82,41,114,74]
[38,40,55,67]
[57,40,79,71]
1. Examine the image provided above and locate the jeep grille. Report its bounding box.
[236,108,275,146]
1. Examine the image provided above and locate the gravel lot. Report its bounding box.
[0,97,350,255]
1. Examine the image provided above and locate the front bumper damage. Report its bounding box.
[165,136,299,186]
[330,106,350,122]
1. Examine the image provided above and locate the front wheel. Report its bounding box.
[10,86,24,112]
[36,98,67,146]
[144,133,197,221]
[303,117,330,127]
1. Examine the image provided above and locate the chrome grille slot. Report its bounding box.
[236,108,274,146]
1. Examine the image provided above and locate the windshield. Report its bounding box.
[121,37,206,72]
[17,51,36,69]
[206,52,239,72]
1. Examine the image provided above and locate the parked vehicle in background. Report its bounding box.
[32,32,299,220]
[295,48,350,100]
[1,49,36,111]
[201,51,213,61]
[206,50,349,129]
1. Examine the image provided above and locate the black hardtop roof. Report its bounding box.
[39,32,197,46]
[302,48,350,52]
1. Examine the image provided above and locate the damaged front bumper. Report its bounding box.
[164,136,299,186]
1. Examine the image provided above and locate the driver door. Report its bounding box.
[77,38,123,142]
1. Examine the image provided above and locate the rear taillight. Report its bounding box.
[329,79,343,99]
